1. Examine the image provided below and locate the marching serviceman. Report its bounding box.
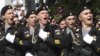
[61,11,76,56]
[6,10,38,56]
[71,5,97,56]
[0,5,22,56]
[35,4,64,56]
[15,10,38,56]
[83,18,100,56]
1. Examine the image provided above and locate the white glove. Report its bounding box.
[83,34,94,44]
[39,28,48,41]
[5,33,15,44]
[25,52,33,56]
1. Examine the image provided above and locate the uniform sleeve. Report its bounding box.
[6,26,33,47]
[15,39,32,47]
[45,29,64,48]
[63,33,73,50]
[5,33,32,47]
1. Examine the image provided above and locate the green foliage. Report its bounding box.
[49,0,100,21]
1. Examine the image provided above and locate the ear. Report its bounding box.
[26,19,29,22]
[36,15,39,19]
[2,15,5,19]
[78,15,82,21]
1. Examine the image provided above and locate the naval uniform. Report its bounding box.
[71,27,97,56]
[0,24,22,56]
[34,24,64,56]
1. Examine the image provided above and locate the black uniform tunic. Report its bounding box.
[0,24,22,56]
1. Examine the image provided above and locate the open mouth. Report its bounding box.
[44,18,48,20]
[87,18,92,21]
[11,18,13,21]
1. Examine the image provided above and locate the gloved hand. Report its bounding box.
[5,33,15,44]
[39,28,48,41]
[83,26,98,44]
[25,52,33,56]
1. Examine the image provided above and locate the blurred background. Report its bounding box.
[0,0,100,22]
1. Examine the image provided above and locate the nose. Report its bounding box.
[44,13,48,16]
[88,13,93,17]
[11,13,14,17]
[44,14,47,17]
[63,24,66,27]
[89,14,92,17]
[71,19,75,23]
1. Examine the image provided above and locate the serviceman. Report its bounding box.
[6,9,38,56]
[71,5,97,56]
[83,17,100,55]
[59,19,66,32]
[35,3,64,56]
[61,11,76,56]
[0,5,22,56]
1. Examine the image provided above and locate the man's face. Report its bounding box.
[27,14,37,26]
[50,19,56,26]
[60,20,66,29]
[13,17,19,24]
[37,10,49,25]
[4,9,14,25]
[79,9,93,25]
[65,16,75,28]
